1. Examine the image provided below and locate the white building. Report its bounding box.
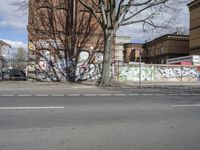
[0,40,11,60]
[167,55,200,66]
[114,36,132,62]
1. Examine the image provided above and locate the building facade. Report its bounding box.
[143,34,189,64]
[28,0,103,80]
[167,55,200,66]
[188,0,200,55]
[0,40,11,79]
[123,43,144,63]
[114,36,132,62]
[0,40,11,58]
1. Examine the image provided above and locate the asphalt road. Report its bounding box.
[0,88,200,150]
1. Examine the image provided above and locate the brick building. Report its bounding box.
[188,0,200,55]
[123,43,144,63]
[28,0,103,79]
[143,34,189,64]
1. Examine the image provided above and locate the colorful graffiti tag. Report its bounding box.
[158,67,199,78]
[119,65,156,81]
[119,64,200,82]
[75,63,102,81]
[79,51,90,63]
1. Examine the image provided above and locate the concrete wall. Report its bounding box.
[75,62,200,83]
[75,63,102,81]
[118,64,200,82]
[75,51,103,81]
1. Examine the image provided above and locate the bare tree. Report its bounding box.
[13,0,103,82]
[78,0,188,86]
[13,0,188,86]
[13,47,28,71]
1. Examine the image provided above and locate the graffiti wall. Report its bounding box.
[75,63,102,81]
[157,67,200,82]
[119,64,200,82]
[119,65,156,81]
[76,51,103,81]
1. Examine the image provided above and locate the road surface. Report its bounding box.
[0,85,200,150]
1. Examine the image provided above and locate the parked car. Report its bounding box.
[2,69,27,81]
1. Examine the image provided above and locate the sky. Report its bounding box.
[0,0,28,49]
[0,0,190,49]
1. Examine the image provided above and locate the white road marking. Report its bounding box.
[67,94,81,97]
[98,94,111,96]
[113,94,126,96]
[51,94,65,97]
[154,94,165,96]
[0,106,64,110]
[18,94,32,97]
[35,94,49,97]
[83,94,97,96]
[141,94,153,96]
[168,94,179,96]
[171,104,200,107]
[128,94,139,96]
[0,94,15,97]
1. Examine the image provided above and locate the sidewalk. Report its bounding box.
[0,81,97,90]
[112,81,200,89]
[0,81,105,95]
[0,80,200,90]
[81,80,200,89]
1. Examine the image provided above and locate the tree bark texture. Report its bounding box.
[99,31,114,87]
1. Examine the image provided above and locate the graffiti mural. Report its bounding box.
[158,67,199,78]
[119,65,156,81]
[119,64,200,82]
[95,52,103,63]
[79,51,90,63]
[182,67,199,78]
[75,63,102,81]
[75,51,104,81]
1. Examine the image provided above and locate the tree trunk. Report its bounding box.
[98,31,114,87]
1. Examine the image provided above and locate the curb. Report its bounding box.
[105,85,200,90]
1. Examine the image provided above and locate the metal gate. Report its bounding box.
[0,58,28,81]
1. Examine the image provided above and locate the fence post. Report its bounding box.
[181,66,183,83]
[139,49,142,87]
[150,65,153,83]
[117,61,119,81]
